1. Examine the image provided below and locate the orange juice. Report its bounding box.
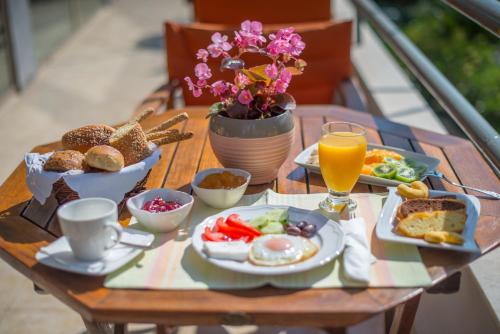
[318,132,367,193]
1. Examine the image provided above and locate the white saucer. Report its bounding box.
[36,235,144,276]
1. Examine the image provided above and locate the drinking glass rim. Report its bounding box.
[321,121,366,137]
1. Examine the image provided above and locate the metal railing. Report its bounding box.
[443,0,500,38]
[351,0,500,174]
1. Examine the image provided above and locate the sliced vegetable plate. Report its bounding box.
[192,205,345,276]
[376,188,480,253]
[294,143,440,187]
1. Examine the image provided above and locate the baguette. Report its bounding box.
[145,112,188,134]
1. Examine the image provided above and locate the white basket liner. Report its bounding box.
[25,146,161,204]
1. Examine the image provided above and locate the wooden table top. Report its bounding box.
[0,106,498,327]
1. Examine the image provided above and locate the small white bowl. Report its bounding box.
[126,189,194,233]
[191,168,251,209]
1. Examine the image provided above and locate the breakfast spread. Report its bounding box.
[198,171,247,189]
[142,196,182,213]
[395,182,467,244]
[307,147,428,183]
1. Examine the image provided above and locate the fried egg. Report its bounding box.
[249,234,319,266]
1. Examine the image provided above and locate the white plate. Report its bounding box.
[192,205,345,275]
[36,231,144,276]
[294,143,441,187]
[376,188,480,253]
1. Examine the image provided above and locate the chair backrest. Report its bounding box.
[165,21,353,106]
[193,0,331,24]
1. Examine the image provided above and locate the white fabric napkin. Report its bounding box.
[25,146,161,205]
[339,217,376,283]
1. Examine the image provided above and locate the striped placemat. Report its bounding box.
[105,190,431,289]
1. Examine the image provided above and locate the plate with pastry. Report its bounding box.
[294,143,440,187]
[376,181,480,252]
[191,205,345,275]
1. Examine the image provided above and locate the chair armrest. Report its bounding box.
[334,77,366,111]
[131,79,180,120]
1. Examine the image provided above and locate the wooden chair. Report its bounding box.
[133,20,365,118]
[193,0,332,24]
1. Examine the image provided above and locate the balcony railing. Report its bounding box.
[351,0,500,174]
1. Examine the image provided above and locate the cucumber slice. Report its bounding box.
[249,215,268,228]
[263,209,288,223]
[395,167,418,182]
[261,222,285,234]
[372,164,397,179]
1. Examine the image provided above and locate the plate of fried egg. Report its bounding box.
[191,205,345,275]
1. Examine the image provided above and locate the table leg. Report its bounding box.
[114,323,127,334]
[82,318,113,334]
[323,327,346,334]
[386,293,421,334]
[156,324,174,334]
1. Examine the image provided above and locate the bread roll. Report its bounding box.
[85,145,124,172]
[44,150,86,172]
[109,122,152,166]
[62,124,115,153]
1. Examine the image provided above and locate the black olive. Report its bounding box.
[301,224,317,238]
[286,226,301,236]
[296,221,307,229]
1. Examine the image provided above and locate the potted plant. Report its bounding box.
[184,20,307,184]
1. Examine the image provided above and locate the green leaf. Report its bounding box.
[206,102,225,118]
[241,65,271,85]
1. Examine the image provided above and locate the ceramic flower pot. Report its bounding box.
[209,111,295,185]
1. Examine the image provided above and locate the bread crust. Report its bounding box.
[85,145,124,172]
[109,122,152,166]
[396,198,466,220]
[44,150,86,172]
[62,124,115,153]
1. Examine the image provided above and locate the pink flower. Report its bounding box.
[279,68,292,84]
[196,49,209,62]
[207,32,232,58]
[211,80,227,96]
[234,20,266,48]
[194,63,212,80]
[235,72,250,87]
[264,64,278,79]
[230,84,239,95]
[197,79,207,86]
[184,77,202,97]
[238,90,254,105]
[267,38,289,56]
[289,34,305,56]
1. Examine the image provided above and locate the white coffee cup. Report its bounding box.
[57,198,122,261]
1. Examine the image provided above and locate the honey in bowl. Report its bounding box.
[198,171,246,189]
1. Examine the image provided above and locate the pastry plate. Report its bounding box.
[294,143,440,187]
[36,233,144,276]
[192,205,345,275]
[376,187,480,253]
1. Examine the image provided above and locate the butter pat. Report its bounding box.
[203,241,249,262]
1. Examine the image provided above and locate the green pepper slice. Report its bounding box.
[372,164,397,179]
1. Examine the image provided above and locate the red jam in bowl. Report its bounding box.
[142,196,182,213]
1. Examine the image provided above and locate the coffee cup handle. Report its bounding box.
[104,224,123,250]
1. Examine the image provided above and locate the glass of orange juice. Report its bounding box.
[318,122,367,214]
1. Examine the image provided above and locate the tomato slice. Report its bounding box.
[202,226,228,242]
[226,214,262,236]
[215,218,253,240]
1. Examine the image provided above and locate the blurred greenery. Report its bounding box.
[376,1,500,132]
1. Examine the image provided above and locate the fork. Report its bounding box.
[424,170,500,200]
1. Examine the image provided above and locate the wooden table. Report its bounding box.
[0,106,498,334]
